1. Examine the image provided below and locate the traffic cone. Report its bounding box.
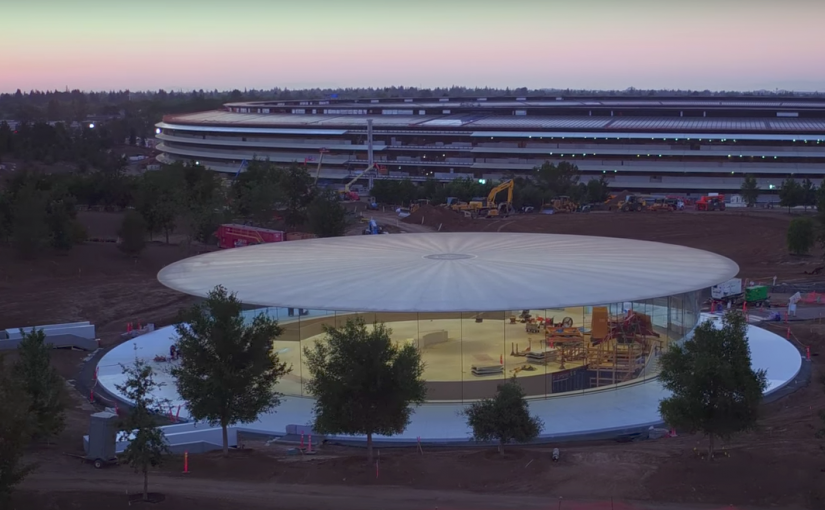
[126,323,132,332]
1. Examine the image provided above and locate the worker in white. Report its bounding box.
[788,292,802,318]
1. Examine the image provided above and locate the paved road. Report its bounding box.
[369,212,434,234]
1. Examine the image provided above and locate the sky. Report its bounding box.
[1,0,824,93]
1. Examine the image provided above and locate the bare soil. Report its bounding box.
[2,209,824,509]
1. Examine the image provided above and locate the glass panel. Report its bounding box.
[461,311,505,400]
[296,310,338,397]
[264,290,707,402]
[416,312,462,401]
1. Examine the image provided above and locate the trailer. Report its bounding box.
[215,224,284,249]
[711,278,770,307]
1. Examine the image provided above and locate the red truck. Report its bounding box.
[695,194,726,211]
[215,224,284,249]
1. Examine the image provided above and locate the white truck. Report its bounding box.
[711,278,743,301]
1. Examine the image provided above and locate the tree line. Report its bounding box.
[4,87,822,120]
[370,161,610,209]
[0,159,349,259]
[734,175,825,257]
[0,120,128,169]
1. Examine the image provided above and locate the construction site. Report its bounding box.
[1,197,821,510]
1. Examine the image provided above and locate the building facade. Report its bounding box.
[155,96,825,195]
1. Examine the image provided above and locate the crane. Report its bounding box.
[312,148,329,185]
[339,118,384,201]
[340,163,379,201]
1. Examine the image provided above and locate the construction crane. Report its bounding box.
[339,119,381,201]
[340,164,377,201]
[312,148,329,185]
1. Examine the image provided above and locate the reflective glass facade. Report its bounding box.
[242,292,701,402]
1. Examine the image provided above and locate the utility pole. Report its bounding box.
[367,118,375,190]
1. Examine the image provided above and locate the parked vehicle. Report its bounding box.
[215,224,284,249]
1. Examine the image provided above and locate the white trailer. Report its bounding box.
[711,278,743,301]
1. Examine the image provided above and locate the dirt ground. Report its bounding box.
[2,209,825,509]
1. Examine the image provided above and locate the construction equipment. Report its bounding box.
[483,180,515,218]
[446,197,475,213]
[410,199,430,214]
[311,148,329,185]
[711,278,770,307]
[618,195,646,212]
[362,219,384,235]
[339,164,374,201]
[339,119,380,201]
[648,198,675,212]
[696,194,726,211]
[549,196,577,213]
[215,224,284,249]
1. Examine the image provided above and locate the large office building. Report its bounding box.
[155,96,825,194]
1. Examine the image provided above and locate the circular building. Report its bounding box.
[157,232,738,402]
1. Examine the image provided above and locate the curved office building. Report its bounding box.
[155,95,825,194]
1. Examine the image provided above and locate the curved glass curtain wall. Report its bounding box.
[241,292,701,402]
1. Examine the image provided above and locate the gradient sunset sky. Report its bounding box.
[2,0,823,93]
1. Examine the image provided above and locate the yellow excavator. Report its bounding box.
[478,180,515,218]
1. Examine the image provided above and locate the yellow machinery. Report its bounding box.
[481,180,515,218]
[618,195,647,212]
[648,198,675,212]
[410,199,430,213]
[550,196,577,213]
[339,163,378,201]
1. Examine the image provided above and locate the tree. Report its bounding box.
[306,190,348,238]
[778,177,802,212]
[787,217,815,255]
[10,184,49,259]
[816,182,825,247]
[14,328,66,441]
[0,355,36,506]
[463,378,543,455]
[802,178,817,211]
[179,165,228,245]
[116,354,170,502]
[231,159,283,226]
[136,169,181,243]
[172,286,289,456]
[658,311,767,459]
[740,175,759,207]
[276,164,315,228]
[46,196,78,252]
[118,210,146,255]
[303,317,426,462]
[585,176,610,204]
[535,161,580,197]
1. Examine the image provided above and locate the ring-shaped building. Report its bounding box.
[157,232,738,402]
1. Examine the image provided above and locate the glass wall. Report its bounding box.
[243,292,702,402]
